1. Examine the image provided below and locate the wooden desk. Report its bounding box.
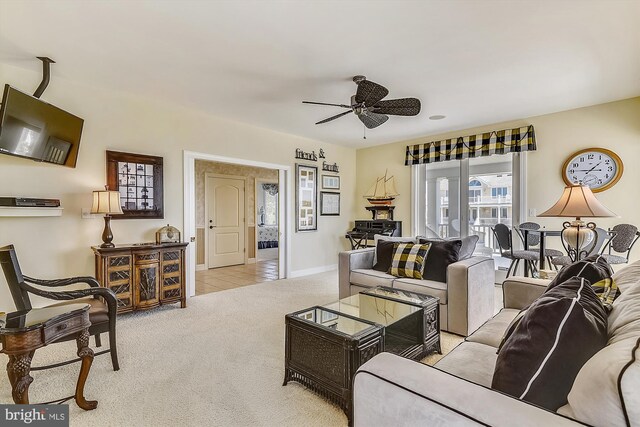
[0,303,97,410]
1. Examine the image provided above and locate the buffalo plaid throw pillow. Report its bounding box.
[388,242,431,279]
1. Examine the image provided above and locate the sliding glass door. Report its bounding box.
[417,153,523,256]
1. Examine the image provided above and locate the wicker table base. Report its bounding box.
[283,287,440,424]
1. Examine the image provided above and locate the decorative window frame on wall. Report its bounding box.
[295,163,317,232]
[106,150,164,219]
[320,191,340,216]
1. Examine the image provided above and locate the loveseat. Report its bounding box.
[338,237,495,336]
[352,260,640,426]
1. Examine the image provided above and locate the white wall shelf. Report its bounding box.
[0,207,64,217]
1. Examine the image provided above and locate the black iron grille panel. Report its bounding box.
[109,270,130,282]
[164,288,181,299]
[164,276,180,287]
[163,251,180,261]
[163,264,179,274]
[109,256,130,267]
[139,268,157,301]
[109,282,130,295]
[136,253,158,261]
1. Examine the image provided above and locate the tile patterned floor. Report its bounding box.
[195,259,279,295]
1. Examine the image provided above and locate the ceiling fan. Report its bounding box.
[303,75,421,129]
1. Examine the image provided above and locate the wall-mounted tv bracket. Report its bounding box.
[33,56,56,99]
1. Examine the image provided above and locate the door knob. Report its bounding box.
[209,226,214,229]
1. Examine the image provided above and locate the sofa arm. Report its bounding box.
[446,256,495,336]
[338,248,375,299]
[503,276,550,310]
[353,353,581,427]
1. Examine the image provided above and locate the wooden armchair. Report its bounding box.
[0,245,119,371]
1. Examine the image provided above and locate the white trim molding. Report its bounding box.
[183,150,292,298]
[290,264,337,278]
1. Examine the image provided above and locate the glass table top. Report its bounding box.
[294,307,374,336]
[0,303,89,333]
[324,293,421,328]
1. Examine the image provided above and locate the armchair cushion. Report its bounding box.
[49,297,110,324]
[351,269,395,288]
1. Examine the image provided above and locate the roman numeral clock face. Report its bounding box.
[562,148,623,192]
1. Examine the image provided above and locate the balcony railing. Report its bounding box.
[435,222,512,254]
[440,195,512,206]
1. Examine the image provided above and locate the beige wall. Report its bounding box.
[357,97,640,261]
[0,63,356,312]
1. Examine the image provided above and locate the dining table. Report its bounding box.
[518,227,563,275]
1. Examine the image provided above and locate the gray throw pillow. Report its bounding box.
[458,235,479,260]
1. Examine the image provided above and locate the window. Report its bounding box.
[264,192,278,225]
[491,208,498,218]
[501,207,508,219]
[492,187,508,197]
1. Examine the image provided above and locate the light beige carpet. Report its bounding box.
[0,272,502,426]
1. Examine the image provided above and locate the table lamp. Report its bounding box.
[538,184,616,260]
[91,187,124,248]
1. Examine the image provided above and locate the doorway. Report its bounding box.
[256,178,279,263]
[183,151,291,299]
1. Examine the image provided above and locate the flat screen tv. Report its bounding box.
[0,84,84,168]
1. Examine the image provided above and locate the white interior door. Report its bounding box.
[207,176,245,268]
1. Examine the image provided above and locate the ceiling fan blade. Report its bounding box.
[354,80,389,106]
[315,110,353,125]
[303,101,351,108]
[372,98,421,116]
[358,112,389,129]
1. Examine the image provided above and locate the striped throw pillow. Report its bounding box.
[388,242,431,279]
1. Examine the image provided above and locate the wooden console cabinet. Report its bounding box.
[92,242,188,313]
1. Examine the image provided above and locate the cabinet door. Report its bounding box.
[104,254,133,312]
[160,249,183,302]
[134,251,160,308]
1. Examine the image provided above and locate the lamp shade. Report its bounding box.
[91,190,124,215]
[538,184,616,219]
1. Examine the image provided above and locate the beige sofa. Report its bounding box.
[338,245,495,336]
[352,261,640,426]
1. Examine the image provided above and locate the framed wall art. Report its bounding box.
[106,150,164,219]
[296,164,317,231]
[322,175,340,190]
[320,191,340,216]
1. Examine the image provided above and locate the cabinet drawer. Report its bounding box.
[43,312,88,343]
[135,251,159,263]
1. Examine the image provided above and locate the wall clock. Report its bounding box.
[562,148,623,192]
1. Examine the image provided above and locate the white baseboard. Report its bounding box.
[290,264,337,278]
[247,258,257,264]
[196,264,207,271]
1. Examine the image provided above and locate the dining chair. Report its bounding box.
[550,227,610,267]
[491,223,540,277]
[516,222,565,269]
[600,224,640,265]
[0,244,120,371]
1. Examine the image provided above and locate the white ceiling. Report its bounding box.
[1,0,639,148]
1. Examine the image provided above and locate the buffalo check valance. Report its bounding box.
[404,125,537,165]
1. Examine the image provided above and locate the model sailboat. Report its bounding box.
[364,170,399,206]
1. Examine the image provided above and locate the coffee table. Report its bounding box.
[283,286,440,421]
